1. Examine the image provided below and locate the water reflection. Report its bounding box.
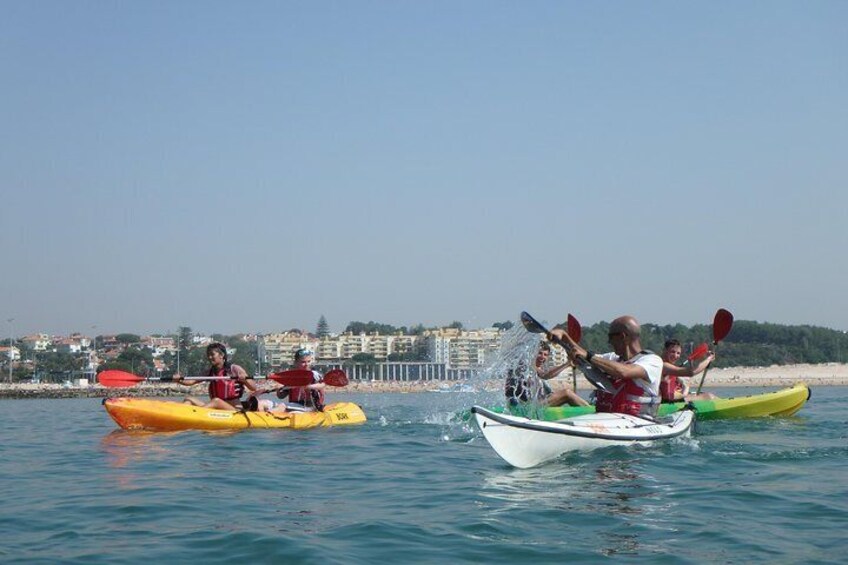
[481,455,679,557]
[100,430,176,471]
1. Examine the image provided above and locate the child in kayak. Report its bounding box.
[172,342,259,410]
[505,342,588,407]
[660,339,717,402]
[267,348,326,412]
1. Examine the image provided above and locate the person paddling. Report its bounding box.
[271,348,326,412]
[660,339,717,402]
[172,342,258,410]
[551,315,662,417]
[506,342,588,407]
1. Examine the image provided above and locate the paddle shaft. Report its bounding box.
[567,314,581,392]
[696,309,734,394]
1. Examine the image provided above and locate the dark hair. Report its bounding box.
[664,339,681,350]
[206,342,229,364]
[538,342,552,352]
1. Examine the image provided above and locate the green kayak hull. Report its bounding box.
[497,383,811,421]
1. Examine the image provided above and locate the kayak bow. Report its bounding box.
[472,406,694,469]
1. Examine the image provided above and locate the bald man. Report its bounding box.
[550,315,662,417]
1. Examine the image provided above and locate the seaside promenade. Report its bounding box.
[1,363,846,399]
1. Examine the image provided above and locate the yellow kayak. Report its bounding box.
[500,383,811,421]
[103,398,366,432]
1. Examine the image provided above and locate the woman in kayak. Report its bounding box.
[505,342,588,407]
[660,339,717,402]
[271,348,326,412]
[173,342,259,410]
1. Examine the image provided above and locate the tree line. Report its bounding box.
[7,319,847,382]
[566,320,848,368]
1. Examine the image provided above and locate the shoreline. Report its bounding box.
[0,363,846,399]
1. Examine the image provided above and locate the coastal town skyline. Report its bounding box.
[3,4,846,336]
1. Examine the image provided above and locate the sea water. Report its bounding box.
[0,387,845,564]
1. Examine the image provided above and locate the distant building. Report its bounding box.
[423,328,502,368]
[263,331,318,367]
[21,334,51,351]
[260,327,504,369]
[55,339,83,354]
[0,345,20,361]
[142,336,177,357]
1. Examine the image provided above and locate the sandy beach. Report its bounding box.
[1,363,847,399]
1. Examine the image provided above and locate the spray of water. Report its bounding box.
[477,323,552,416]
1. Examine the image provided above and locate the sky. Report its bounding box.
[1,1,846,337]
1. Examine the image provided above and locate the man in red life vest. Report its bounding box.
[551,315,662,418]
[173,342,258,410]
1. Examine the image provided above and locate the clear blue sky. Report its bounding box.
[2,1,846,336]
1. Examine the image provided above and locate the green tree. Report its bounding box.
[493,320,514,330]
[345,321,405,335]
[316,315,331,338]
[115,333,141,344]
[116,348,155,375]
[177,327,193,351]
[223,335,257,376]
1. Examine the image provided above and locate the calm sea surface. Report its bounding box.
[1,386,845,564]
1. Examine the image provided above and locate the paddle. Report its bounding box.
[687,342,709,363]
[696,308,734,394]
[97,369,316,388]
[268,369,348,387]
[252,368,349,397]
[567,314,582,391]
[520,312,575,352]
[323,369,349,387]
[97,370,146,388]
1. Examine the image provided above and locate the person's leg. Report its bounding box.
[203,398,238,410]
[546,388,590,407]
[257,399,276,412]
[182,396,205,406]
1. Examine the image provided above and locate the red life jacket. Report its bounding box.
[660,375,681,403]
[207,365,244,401]
[595,377,658,417]
[287,371,325,409]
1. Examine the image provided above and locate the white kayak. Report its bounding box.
[471,405,695,469]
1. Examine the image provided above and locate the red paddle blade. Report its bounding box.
[268,369,314,387]
[687,342,709,361]
[323,369,349,387]
[566,314,582,343]
[97,370,144,388]
[713,308,734,343]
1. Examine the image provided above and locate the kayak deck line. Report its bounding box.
[472,406,694,442]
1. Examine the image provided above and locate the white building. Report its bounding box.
[21,334,51,351]
[0,345,20,361]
